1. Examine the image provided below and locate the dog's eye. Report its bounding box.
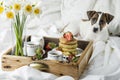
[92,18,97,21]
[100,20,104,24]
[91,18,97,24]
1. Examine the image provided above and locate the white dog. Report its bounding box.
[79,10,114,42]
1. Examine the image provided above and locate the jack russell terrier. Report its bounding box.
[79,10,114,42]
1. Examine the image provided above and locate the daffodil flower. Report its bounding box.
[0,6,4,14]
[24,4,32,15]
[34,8,41,14]
[14,3,21,11]
[6,11,14,19]
[33,7,42,17]
[32,3,42,18]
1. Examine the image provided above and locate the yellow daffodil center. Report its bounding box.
[25,4,32,13]
[34,8,41,15]
[0,6,4,14]
[6,11,14,19]
[14,3,21,11]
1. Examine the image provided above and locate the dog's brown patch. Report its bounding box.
[87,10,100,25]
[91,13,99,25]
[104,13,114,24]
[87,11,97,20]
[99,13,114,30]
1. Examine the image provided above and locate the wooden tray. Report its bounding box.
[2,36,93,80]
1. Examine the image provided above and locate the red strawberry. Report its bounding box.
[63,32,73,41]
[67,54,74,62]
[67,53,76,62]
[45,44,51,50]
[45,42,57,51]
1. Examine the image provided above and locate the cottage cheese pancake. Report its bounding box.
[59,43,77,49]
[59,37,77,45]
[62,48,77,52]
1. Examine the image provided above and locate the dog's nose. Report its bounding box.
[93,28,98,33]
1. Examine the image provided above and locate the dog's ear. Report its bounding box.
[87,10,96,20]
[104,13,114,24]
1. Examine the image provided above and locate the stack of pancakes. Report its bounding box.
[59,37,78,56]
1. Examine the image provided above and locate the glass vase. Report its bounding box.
[11,21,23,56]
[11,13,27,56]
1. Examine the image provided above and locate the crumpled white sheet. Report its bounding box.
[81,37,120,80]
[0,66,74,80]
[0,0,120,80]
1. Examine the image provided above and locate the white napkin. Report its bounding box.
[63,20,80,36]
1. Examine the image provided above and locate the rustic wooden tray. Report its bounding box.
[2,36,93,80]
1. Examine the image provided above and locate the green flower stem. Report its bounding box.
[13,23,23,56]
[13,13,26,56]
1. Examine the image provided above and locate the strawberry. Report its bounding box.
[67,53,76,62]
[63,31,73,41]
[45,44,51,50]
[45,42,57,50]
[67,55,74,62]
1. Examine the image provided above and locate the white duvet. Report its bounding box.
[0,0,120,80]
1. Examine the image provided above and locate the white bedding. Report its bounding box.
[0,0,120,80]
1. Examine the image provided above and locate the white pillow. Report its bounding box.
[63,20,80,36]
[108,0,120,35]
[27,0,62,29]
[39,0,61,25]
[61,0,97,23]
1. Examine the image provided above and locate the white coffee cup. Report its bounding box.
[47,50,63,61]
[24,42,41,56]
